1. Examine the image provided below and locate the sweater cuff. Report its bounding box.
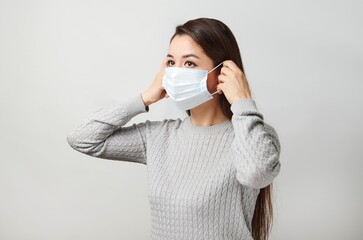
[230,98,264,120]
[124,94,149,116]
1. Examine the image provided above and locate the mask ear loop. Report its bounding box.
[208,62,224,74]
[208,62,224,95]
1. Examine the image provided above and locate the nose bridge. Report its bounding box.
[174,60,183,68]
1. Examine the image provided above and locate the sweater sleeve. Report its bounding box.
[230,98,281,189]
[66,94,156,165]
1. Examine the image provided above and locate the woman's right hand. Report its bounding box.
[141,59,169,107]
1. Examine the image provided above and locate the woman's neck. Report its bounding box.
[189,98,228,127]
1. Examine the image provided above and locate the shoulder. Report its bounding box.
[139,118,183,133]
[263,122,279,139]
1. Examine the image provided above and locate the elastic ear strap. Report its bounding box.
[208,62,224,73]
[211,90,221,95]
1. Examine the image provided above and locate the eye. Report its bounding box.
[185,61,196,68]
[167,60,175,66]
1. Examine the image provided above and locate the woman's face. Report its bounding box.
[166,34,219,94]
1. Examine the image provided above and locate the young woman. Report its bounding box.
[67,18,281,240]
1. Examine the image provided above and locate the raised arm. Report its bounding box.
[66,94,155,165]
[230,98,281,189]
[67,59,170,164]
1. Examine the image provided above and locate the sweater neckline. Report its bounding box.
[183,116,232,134]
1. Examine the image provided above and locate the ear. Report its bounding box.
[206,71,220,94]
[209,70,220,83]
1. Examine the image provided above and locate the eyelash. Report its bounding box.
[167,60,175,66]
[166,60,196,68]
[185,61,196,68]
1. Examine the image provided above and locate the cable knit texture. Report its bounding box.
[67,94,281,240]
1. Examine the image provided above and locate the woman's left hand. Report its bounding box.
[217,60,252,104]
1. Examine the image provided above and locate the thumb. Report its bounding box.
[216,83,224,94]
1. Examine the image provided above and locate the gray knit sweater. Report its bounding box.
[67,94,281,240]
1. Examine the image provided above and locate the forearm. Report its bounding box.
[67,94,148,158]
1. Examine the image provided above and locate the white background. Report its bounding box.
[1,0,362,239]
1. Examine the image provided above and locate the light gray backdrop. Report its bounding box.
[1,0,362,239]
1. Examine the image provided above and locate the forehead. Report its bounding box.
[168,35,205,57]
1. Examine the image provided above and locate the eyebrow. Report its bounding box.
[167,54,200,59]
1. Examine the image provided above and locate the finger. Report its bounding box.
[223,61,246,83]
[220,66,234,77]
[216,83,224,94]
[223,60,240,72]
[218,74,229,83]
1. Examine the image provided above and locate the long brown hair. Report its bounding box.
[170,18,273,240]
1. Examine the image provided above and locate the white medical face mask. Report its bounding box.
[162,62,223,111]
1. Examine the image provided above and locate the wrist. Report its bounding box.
[231,96,252,105]
[141,92,152,107]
